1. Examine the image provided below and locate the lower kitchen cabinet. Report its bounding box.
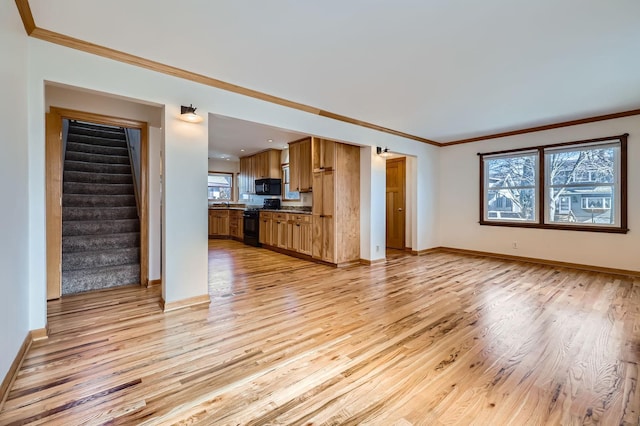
[288,214,312,256]
[229,210,243,239]
[209,209,229,238]
[261,212,313,259]
[259,212,273,245]
[273,213,288,249]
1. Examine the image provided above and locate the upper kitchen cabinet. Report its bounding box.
[239,156,253,194]
[288,137,312,192]
[312,138,336,172]
[239,149,281,194]
[253,149,281,180]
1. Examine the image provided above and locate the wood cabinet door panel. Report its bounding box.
[299,139,312,191]
[299,220,312,256]
[289,142,300,192]
[322,171,335,217]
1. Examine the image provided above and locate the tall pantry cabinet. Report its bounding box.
[311,139,360,265]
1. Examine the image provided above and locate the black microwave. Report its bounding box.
[255,178,281,195]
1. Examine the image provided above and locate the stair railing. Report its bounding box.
[124,128,141,217]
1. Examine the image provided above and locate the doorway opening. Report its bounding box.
[46,107,149,299]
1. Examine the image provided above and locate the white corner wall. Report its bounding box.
[162,109,209,303]
[0,3,30,380]
[438,115,640,272]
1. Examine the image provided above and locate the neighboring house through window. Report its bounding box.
[208,172,233,201]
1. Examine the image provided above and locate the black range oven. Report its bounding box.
[243,209,260,247]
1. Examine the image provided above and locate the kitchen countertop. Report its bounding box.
[208,207,312,215]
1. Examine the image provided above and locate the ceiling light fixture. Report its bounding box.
[376,146,391,158]
[179,104,203,123]
[267,139,273,143]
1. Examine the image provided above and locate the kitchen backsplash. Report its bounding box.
[241,192,312,209]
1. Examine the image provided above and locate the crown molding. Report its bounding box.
[14,0,35,35]
[14,0,441,146]
[441,108,640,146]
[14,0,639,148]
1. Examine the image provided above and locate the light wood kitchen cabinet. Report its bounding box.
[288,214,312,256]
[239,156,254,194]
[259,212,273,245]
[312,138,336,172]
[228,210,243,240]
[312,142,360,265]
[239,150,281,194]
[289,137,313,192]
[253,150,281,180]
[272,213,288,249]
[209,209,230,238]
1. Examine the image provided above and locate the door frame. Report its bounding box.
[385,156,406,250]
[46,107,149,299]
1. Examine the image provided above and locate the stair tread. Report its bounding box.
[62,122,140,295]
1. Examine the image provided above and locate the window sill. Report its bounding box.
[479,221,629,234]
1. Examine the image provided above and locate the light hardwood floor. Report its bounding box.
[1,240,638,425]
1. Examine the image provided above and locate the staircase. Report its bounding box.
[62,121,141,295]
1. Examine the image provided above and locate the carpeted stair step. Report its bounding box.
[62,264,140,294]
[62,247,140,270]
[65,151,131,165]
[66,141,129,156]
[67,125,126,140]
[63,206,138,221]
[62,121,141,295]
[63,194,136,208]
[63,182,135,195]
[66,133,128,148]
[64,160,132,174]
[64,171,133,185]
[63,232,140,252]
[63,219,140,236]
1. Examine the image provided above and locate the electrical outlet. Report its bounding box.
[376,245,380,252]
[512,241,518,249]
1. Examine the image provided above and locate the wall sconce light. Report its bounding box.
[179,104,203,123]
[376,146,391,158]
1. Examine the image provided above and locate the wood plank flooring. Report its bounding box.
[1,240,639,425]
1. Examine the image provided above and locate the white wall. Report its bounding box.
[45,84,162,127]
[148,126,162,281]
[45,84,164,282]
[162,109,209,304]
[0,3,30,380]
[208,158,239,174]
[25,37,440,327]
[438,115,640,272]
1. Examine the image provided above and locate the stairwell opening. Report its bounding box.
[61,119,142,294]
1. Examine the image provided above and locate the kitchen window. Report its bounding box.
[208,172,233,201]
[282,164,300,201]
[479,134,628,233]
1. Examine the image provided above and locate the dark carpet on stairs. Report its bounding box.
[62,121,140,295]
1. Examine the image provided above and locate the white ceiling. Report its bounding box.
[29,0,640,143]
[208,114,306,161]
